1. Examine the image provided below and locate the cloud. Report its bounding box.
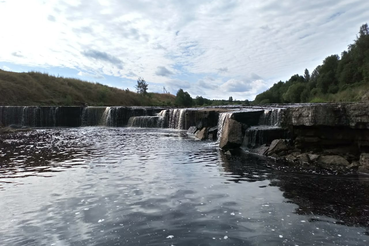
[164,79,191,94]
[47,15,56,22]
[1,65,11,71]
[0,0,368,99]
[197,77,217,90]
[12,52,23,58]
[81,49,123,69]
[220,79,252,92]
[126,71,138,78]
[217,67,228,73]
[77,71,104,80]
[155,66,174,77]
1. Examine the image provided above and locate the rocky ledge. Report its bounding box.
[190,103,369,175]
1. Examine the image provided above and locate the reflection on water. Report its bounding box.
[0,127,368,245]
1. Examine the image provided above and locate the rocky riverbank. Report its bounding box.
[188,103,369,175]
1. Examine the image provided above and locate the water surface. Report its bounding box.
[0,127,368,245]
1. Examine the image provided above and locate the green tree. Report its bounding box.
[175,89,193,107]
[136,77,148,95]
[317,55,339,93]
[195,96,204,106]
[304,68,310,82]
[283,83,306,103]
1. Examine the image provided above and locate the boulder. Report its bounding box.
[195,127,208,140]
[266,139,289,156]
[187,126,197,135]
[307,154,320,162]
[219,118,243,150]
[317,155,350,168]
[358,153,369,173]
[208,126,218,141]
[249,144,269,156]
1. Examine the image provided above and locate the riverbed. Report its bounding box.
[0,127,368,245]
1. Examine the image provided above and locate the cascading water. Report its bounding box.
[81,107,107,126]
[21,106,39,127]
[258,108,284,126]
[167,109,187,129]
[216,112,233,143]
[127,110,169,128]
[127,116,163,128]
[100,107,112,126]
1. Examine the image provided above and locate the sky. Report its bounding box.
[0,0,368,100]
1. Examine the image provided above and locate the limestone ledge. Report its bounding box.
[189,103,369,174]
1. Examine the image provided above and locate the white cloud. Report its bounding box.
[0,0,368,99]
[77,71,104,79]
[1,65,11,71]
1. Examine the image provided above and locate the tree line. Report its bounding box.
[254,23,369,104]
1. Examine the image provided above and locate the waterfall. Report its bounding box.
[258,108,283,126]
[100,107,112,126]
[127,116,165,128]
[21,106,39,127]
[216,112,233,143]
[127,110,168,128]
[167,109,187,129]
[81,107,107,126]
[245,126,289,148]
[50,107,58,127]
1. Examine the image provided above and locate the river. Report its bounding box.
[0,127,368,245]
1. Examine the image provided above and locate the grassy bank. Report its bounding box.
[0,70,175,106]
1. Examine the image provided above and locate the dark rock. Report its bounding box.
[266,139,290,156]
[358,153,369,173]
[225,150,232,156]
[208,126,218,133]
[308,154,320,162]
[219,118,243,150]
[207,126,218,141]
[231,110,264,126]
[248,144,269,156]
[317,155,350,168]
[244,126,290,148]
[297,153,309,164]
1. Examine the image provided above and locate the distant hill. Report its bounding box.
[0,70,175,106]
[254,23,369,104]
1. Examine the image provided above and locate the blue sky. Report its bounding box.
[0,0,368,100]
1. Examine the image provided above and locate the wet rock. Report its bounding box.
[266,139,289,156]
[358,153,369,173]
[219,118,243,150]
[317,155,350,168]
[187,126,197,135]
[249,144,269,156]
[208,126,218,141]
[297,153,309,164]
[225,150,232,156]
[308,154,320,162]
[195,127,208,141]
[348,161,360,169]
[284,152,301,163]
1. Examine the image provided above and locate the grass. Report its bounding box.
[0,70,176,106]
